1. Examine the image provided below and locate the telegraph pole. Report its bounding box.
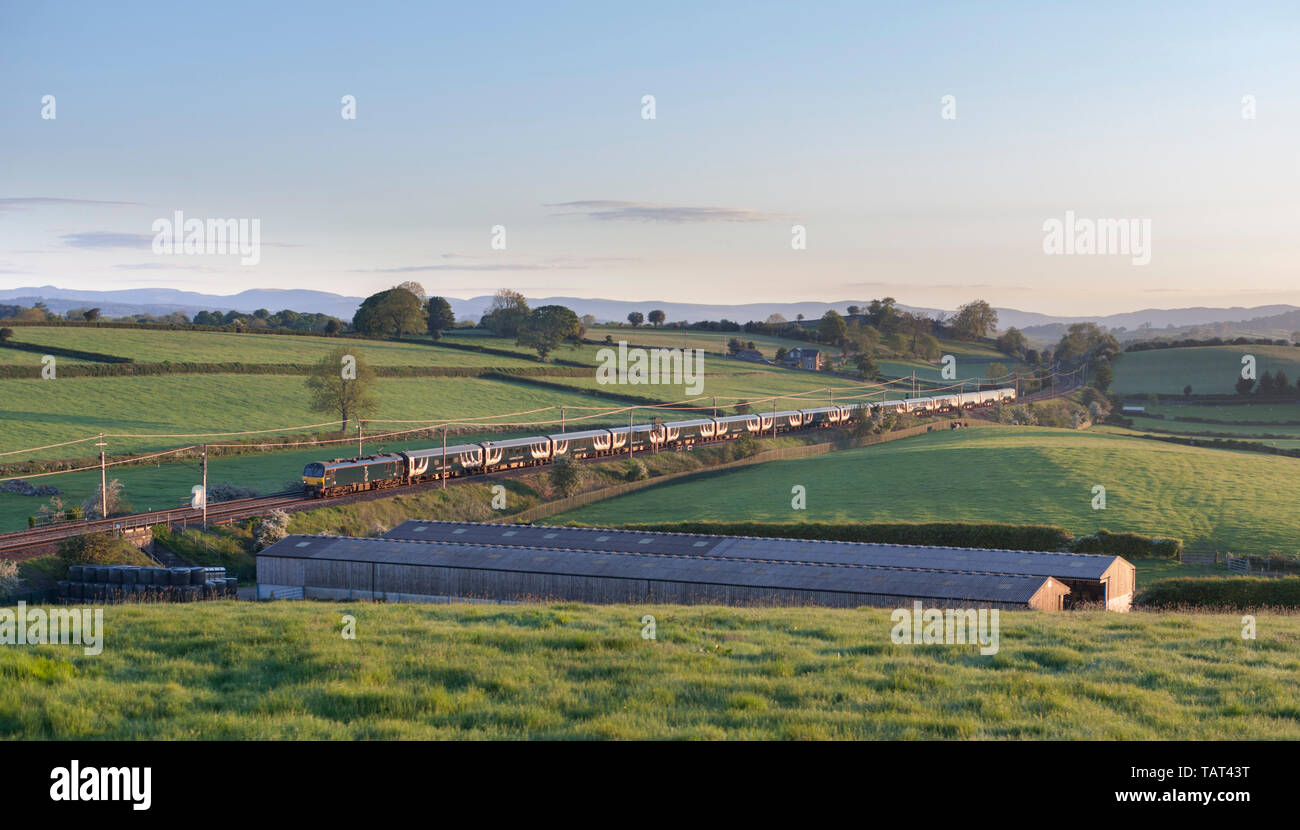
[560,406,565,433]
[357,421,363,456]
[441,426,447,489]
[96,433,107,520]
[628,412,634,456]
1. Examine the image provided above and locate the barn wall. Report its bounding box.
[1104,559,1136,612]
[1028,578,1070,611]
[273,557,1037,610]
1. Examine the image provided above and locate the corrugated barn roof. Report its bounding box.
[381,520,1120,580]
[260,534,1055,604]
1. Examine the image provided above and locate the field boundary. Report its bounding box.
[0,362,593,379]
[495,420,994,524]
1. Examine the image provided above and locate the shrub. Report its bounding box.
[57,532,150,567]
[81,478,131,519]
[1070,529,1182,559]
[253,509,291,550]
[207,482,260,503]
[550,457,581,497]
[1137,577,1300,610]
[0,559,21,596]
[625,459,649,482]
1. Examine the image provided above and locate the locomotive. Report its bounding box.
[300,387,1017,497]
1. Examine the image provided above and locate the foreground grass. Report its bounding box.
[555,426,1300,556]
[1,601,1296,739]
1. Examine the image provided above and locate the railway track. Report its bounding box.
[0,376,1082,559]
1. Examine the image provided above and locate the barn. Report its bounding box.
[257,531,1080,611]
[382,521,1135,611]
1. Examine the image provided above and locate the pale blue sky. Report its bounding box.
[2,1,1298,314]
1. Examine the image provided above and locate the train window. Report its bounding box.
[303,463,324,476]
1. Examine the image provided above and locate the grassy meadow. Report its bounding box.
[555,426,1300,557]
[1112,345,1300,396]
[0,326,547,368]
[1,600,1296,740]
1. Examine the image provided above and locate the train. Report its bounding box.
[300,386,1018,497]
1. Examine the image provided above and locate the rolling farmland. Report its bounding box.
[555,427,1300,556]
[1111,345,1300,396]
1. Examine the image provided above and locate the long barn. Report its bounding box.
[256,518,1136,610]
[383,520,1134,610]
[257,535,1070,610]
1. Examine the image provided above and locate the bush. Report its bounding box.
[253,509,291,550]
[732,434,759,458]
[549,457,580,497]
[1070,529,1182,559]
[625,459,649,482]
[1137,577,1300,610]
[0,559,21,596]
[57,532,151,567]
[207,482,260,503]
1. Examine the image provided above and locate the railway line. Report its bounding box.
[0,375,1082,560]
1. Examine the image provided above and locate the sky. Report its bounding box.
[1,0,1298,316]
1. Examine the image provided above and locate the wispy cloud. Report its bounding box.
[839,281,1033,292]
[112,263,223,272]
[361,263,563,273]
[545,200,788,223]
[60,231,154,249]
[0,197,138,213]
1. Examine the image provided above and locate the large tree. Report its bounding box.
[353,288,426,338]
[306,346,378,427]
[480,289,530,337]
[996,327,1027,358]
[819,309,847,351]
[952,299,999,340]
[1055,322,1120,366]
[648,309,666,328]
[627,311,644,327]
[425,296,456,340]
[395,281,427,303]
[517,305,581,360]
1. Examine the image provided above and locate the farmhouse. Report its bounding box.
[779,347,824,371]
[381,521,1135,610]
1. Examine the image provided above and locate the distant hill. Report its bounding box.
[1,285,1295,338]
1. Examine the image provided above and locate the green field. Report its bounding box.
[1128,418,1300,437]
[1142,402,1300,422]
[0,327,543,368]
[555,426,1300,556]
[0,373,657,459]
[1112,345,1300,395]
[1,601,1296,739]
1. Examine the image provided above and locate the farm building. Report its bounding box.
[382,521,1135,611]
[257,535,1071,610]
